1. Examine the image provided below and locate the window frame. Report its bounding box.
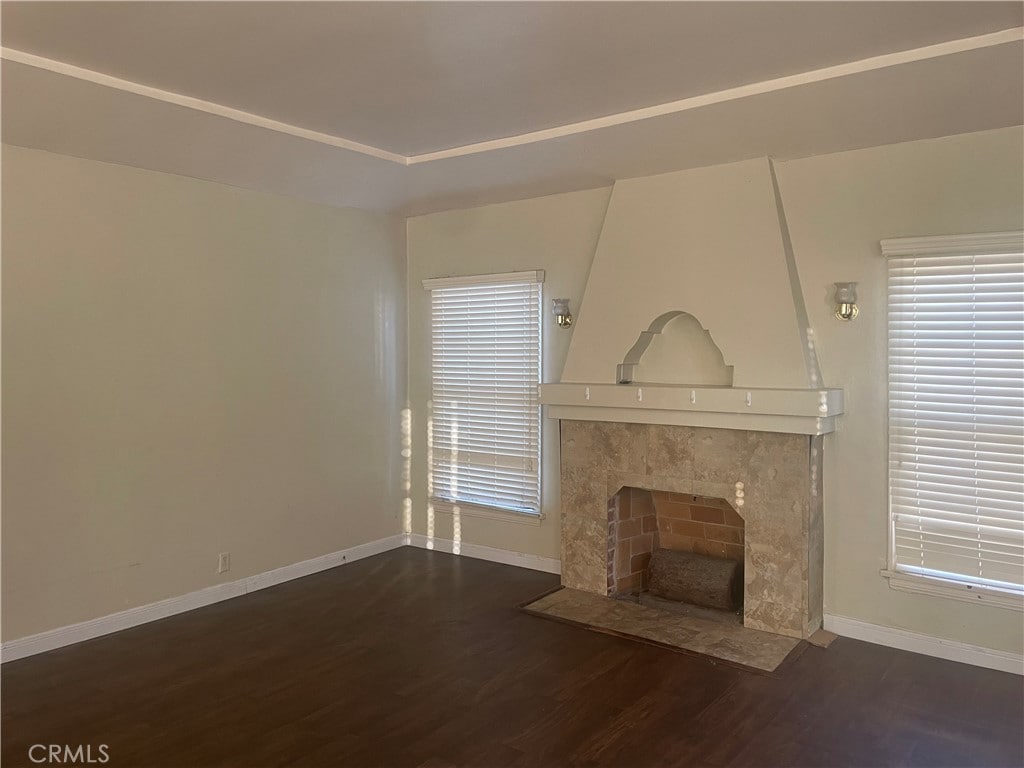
[422,270,544,519]
[881,231,1024,611]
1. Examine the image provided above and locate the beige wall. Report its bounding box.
[2,146,407,640]
[405,127,1023,654]
[5,126,1021,655]
[406,188,612,560]
[777,127,1023,654]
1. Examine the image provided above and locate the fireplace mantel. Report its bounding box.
[540,383,843,435]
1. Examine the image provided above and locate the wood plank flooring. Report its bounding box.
[2,547,1022,767]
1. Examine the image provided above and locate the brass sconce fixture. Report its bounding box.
[552,298,574,328]
[834,282,859,321]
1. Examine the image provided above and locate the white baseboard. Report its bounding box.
[824,613,1024,675]
[1,533,561,663]
[405,533,561,575]
[12,543,1017,676]
[1,534,407,663]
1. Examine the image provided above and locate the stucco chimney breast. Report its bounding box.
[539,156,843,435]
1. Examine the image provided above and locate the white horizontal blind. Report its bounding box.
[885,232,1024,594]
[427,272,542,515]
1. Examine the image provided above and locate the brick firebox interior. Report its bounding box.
[608,489,745,596]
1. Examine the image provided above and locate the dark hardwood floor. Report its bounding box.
[2,547,1022,768]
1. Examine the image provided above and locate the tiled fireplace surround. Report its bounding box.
[559,420,824,639]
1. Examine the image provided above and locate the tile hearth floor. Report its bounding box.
[523,587,801,672]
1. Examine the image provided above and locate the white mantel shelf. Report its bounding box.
[539,383,844,435]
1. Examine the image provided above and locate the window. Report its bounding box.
[883,231,1024,608]
[423,271,543,516]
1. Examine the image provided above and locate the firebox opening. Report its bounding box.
[608,488,745,623]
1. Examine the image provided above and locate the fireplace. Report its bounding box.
[559,420,823,639]
[536,158,842,643]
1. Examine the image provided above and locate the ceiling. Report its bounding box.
[2,2,1022,214]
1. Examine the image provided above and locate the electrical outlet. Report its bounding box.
[217,552,230,574]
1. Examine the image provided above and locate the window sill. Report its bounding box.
[430,499,545,527]
[882,569,1024,612]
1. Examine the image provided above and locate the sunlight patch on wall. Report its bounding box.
[401,405,412,539]
[449,416,461,554]
[426,401,435,548]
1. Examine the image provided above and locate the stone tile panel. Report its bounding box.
[645,424,695,479]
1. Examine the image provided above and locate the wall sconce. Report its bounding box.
[551,298,574,328]
[833,282,859,321]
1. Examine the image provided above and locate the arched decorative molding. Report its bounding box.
[616,310,734,385]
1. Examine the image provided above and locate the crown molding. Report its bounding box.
[406,27,1024,164]
[4,26,1021,167]
[0,47,408,165]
